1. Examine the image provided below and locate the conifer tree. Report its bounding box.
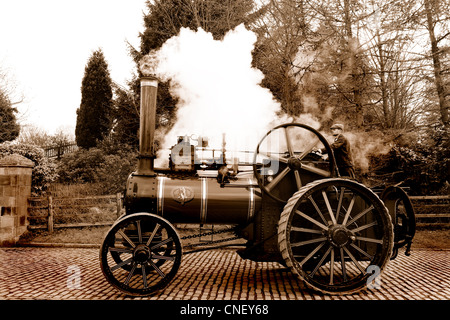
[75,49,113,149]
[0,91,20,143]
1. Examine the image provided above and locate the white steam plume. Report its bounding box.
[140,25,288,167]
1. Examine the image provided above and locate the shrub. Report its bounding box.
[56,142,138,194]
[369,127,449,195]
[0,142,58,195]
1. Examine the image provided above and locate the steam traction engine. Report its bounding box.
[99,77,416,296]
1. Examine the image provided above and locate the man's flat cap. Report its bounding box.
[330,123,344,130]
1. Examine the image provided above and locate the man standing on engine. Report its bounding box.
[322,123,356,179]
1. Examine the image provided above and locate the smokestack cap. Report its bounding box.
[140,76,159,88]
[330,123,344,130]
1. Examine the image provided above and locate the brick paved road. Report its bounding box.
[0,247,449,300]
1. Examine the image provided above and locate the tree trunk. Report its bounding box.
[377,32,390,128]
[424,0,449,128]
[344,0,364,128]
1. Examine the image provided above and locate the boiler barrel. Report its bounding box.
[158,176,261,224]
[125,174,261,224]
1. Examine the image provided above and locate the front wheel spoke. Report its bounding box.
[343,246,366,274]
[151,237,173,251]
[145,223,161,247]
[309,246,332,278]
[142,263,148,289]
[322,191,337,225]
[149,261,166,278]
[152,254,175,261]
[110,257,134,272]
[295,210,328,231]
[117,230,136,248]
[109,247,133,254]
[136,220,143,244]
[124,262,138,285]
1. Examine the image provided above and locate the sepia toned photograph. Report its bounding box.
[0,0,448,316]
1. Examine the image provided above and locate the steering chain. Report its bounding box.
[180,225,243,254]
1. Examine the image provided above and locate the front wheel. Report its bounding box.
[100,213,182,296]
[278,178,394,294]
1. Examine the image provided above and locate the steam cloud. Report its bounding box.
[140,25,290,166]
[140,24,389,172]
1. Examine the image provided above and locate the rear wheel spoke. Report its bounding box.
[291,226,323,234]
[291,237,327,248]
[329,249,335,285]
[346,205,374,227]
[351,221,378,233]
[309,246,332,278]
[297,241,326,266]
[343,247,366,274]
[296,210,328,231]
[322,191,337,225]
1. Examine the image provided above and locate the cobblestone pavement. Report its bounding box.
[0,247,449,300]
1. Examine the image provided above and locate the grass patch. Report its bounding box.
[19,226,110,245]
[412,224,450,250]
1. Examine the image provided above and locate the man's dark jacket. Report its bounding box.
[329,134,353,170]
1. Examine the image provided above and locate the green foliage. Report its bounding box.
[75,49,113,149]
[370,126,450,195]
[111,82,140,148]
[57,140,138,194]
[0,91,20,143]
[0,142,58,195]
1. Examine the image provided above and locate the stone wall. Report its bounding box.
[0,154,33,246]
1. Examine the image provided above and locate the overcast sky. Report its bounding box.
[0,0,148,135]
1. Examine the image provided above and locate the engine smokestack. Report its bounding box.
[137,76,158,176]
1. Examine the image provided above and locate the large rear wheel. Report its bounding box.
[278,178,393,294]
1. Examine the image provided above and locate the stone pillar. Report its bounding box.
[0,154,34,246]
